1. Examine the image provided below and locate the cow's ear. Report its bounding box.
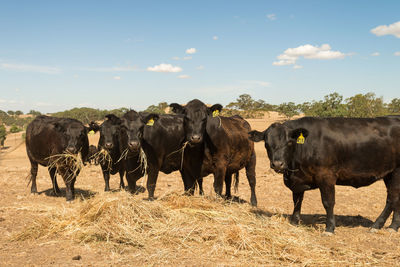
[105,114,122,125]
[54,122,65,132]
[248,130,266,142]
[208,104,223,116]
[170,103,185,114]
[140,113,160,126]
[87,121,100,133]
[289,128,309,144]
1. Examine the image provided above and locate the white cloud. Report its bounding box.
[0,98,5,103]
[213,36,218,40]
[178,75,190,79]
[147,63,182,73]
[293,65,303,69]
[273,44,347,66]
[186,48,197,54]
[113,76,121,80]
[371,52,380,56]
[266,14,276,21]
[394,51,400,56]
[79,66,138,72]
[196,65,205,70]
[0,63,61,74]
[371,21,400,38]
[240,80,270,87]
[172,56,192,61]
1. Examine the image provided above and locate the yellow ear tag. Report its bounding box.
[212,110,220,117]
[146,118,154,126]
[297,133,305,144]
[88,130,95,135]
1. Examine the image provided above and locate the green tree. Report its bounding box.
[15,110,24,116]
[145,102,168,114]
[345,93,385,117]
[0,124,6,147]
[10,125,22,133]
[7,110,15,116]
[276,102,299,118]
[28,110,42,116]
[387,98,400,114]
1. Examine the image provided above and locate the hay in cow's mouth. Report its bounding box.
[90,148,112,171]
[46,152,84,182]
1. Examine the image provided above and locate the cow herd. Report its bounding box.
[25,99,400,234]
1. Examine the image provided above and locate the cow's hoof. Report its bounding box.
[31,192,38,195]
[369,228,379,233]
[322,231,334,237]
[145,197,154,201]
[66,200,75,204]
[136,185,146,193]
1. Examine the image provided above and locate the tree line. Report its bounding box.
[1,92,400,147]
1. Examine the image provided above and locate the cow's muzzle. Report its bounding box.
[128,141,140,152]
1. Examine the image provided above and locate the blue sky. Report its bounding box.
[0,0,399,113]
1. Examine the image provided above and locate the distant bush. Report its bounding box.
[51,107,130,124]
[0,125,6,147]
[10,125,22,133]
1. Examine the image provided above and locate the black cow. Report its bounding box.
[249,116,400,233]
[93,114,126,191]
[170,99,257,206]
[26,115,94,201]
[118,110,204,199]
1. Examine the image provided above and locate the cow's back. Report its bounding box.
[26,116,65,166]
[286,116,400,180]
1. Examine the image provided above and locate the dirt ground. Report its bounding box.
[1,113,400,266]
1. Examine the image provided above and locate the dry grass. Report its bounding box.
[46,152,84,182]
[12,191,390,265]
[90,148,112,171]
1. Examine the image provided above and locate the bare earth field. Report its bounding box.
[1,114,400,266]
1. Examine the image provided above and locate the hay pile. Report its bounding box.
[46,152,84,181]
[13,192,389,265]
[90,148,112,170]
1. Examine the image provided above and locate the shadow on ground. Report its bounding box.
[39,188,97,200]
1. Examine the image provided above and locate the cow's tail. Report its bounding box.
[233,172,239,193]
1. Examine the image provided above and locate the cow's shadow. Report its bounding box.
[296,213,374,228]
[39,187,97,200]
[248,209,374,229]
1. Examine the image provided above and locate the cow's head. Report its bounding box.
[170,99,222,145]
[248,123,308,173]
[54,120,90,155]
[120,110,159,152]
[98,114,122,151]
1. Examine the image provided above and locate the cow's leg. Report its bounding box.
[48,167,60,195]
[245,151,257,206]
[64,174,75,202]
[388,169,400,231]
[102,170,111,192]
[29,160,39,194]
[125,172,137,194]
[319,182,336,233]
[146,167,159,200]
[371,175,393,229]
[290,191,305,225]
[213,165,226,197]
[197,177,204,195]
[119,169,125,189]
[180,169,197,196]
[225,174,232,199]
